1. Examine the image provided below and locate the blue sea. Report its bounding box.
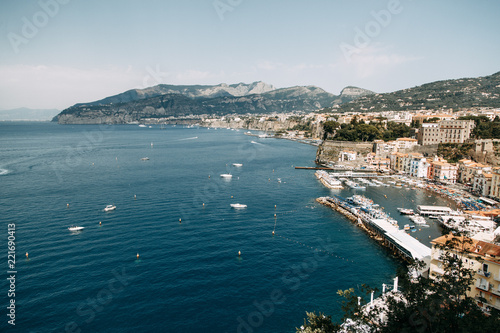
[0,122,448,332]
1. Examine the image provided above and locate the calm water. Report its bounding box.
[0,122,444,333]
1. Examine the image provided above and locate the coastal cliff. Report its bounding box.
[315,141,374,164]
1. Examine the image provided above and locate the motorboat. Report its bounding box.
[397,208,415,215]
[68,226,84,232]
[104,205,116,212]
[232,163,243,167]
[220,174,233,178]
[410,215,427,225]
[141,157,149,161]
[230,203,247,209]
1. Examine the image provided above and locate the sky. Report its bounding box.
[0,0,499,110]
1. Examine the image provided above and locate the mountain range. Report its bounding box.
[53,71,500,124]
[53,82,373,124]
[334,71,500,113]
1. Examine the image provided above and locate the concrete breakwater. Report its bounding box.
[316,196,431,264]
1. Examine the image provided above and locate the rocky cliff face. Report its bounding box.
[75,81,276,107]
[315,141,374,164]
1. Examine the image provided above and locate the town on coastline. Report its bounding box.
[179,107,500,319]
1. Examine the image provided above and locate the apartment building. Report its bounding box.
[430,235,500,312]
[428,157,458,183]
[418,119,476,145]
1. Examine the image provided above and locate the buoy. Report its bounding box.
[272,230,275,235]
[238,250,241,256]
[134,195,136,199]
[137,253,140,259]
[208,175,210,178]
[99,221,102,225]
[203,203,205,207]
[67,203,69,207]
[274,205,276,209]
[273,169,274,173]
[274,214,276,217]
[26,252,29,259]
[231,195,233,198]
[179,218,182,223]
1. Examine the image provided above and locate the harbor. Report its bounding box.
[313,170,499,266]
[316,195,431,264]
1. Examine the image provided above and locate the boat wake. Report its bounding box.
[250,141,264,145]
[177,136,198,141]
[0,168,10,175]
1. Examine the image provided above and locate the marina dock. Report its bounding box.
[317,196,431,263]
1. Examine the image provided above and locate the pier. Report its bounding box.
[317,196,431,263]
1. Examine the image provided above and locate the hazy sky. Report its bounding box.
[0,0,499,110]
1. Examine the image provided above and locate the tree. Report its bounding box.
[323,121,341,140]
[297,312,338,333]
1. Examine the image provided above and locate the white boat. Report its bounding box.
[397,208,415,215]
[409,214,427,225]
[230,203,247,209]
[68,226,84,232]
[138,124,147,128]
[104,205,116,211]
[220,174,233,178]
[232,163,243,167]
[141,157,149,161]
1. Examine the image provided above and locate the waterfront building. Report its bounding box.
[365,153,390,172]
[430,235,500,312]
[427,156,458,183]
[391,152,408,173]
[490,171,500,200]
[409,154,429,178]
[473,173,493,197]
[458,160,492,185]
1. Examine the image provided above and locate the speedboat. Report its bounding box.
[104,205,116,211]
[141,157,149,161]
[68,226,84,232]
[220,174,233,178]
[230,203,247,209]
[232,163,243,167]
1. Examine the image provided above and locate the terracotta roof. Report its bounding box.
[432,234,500,259]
